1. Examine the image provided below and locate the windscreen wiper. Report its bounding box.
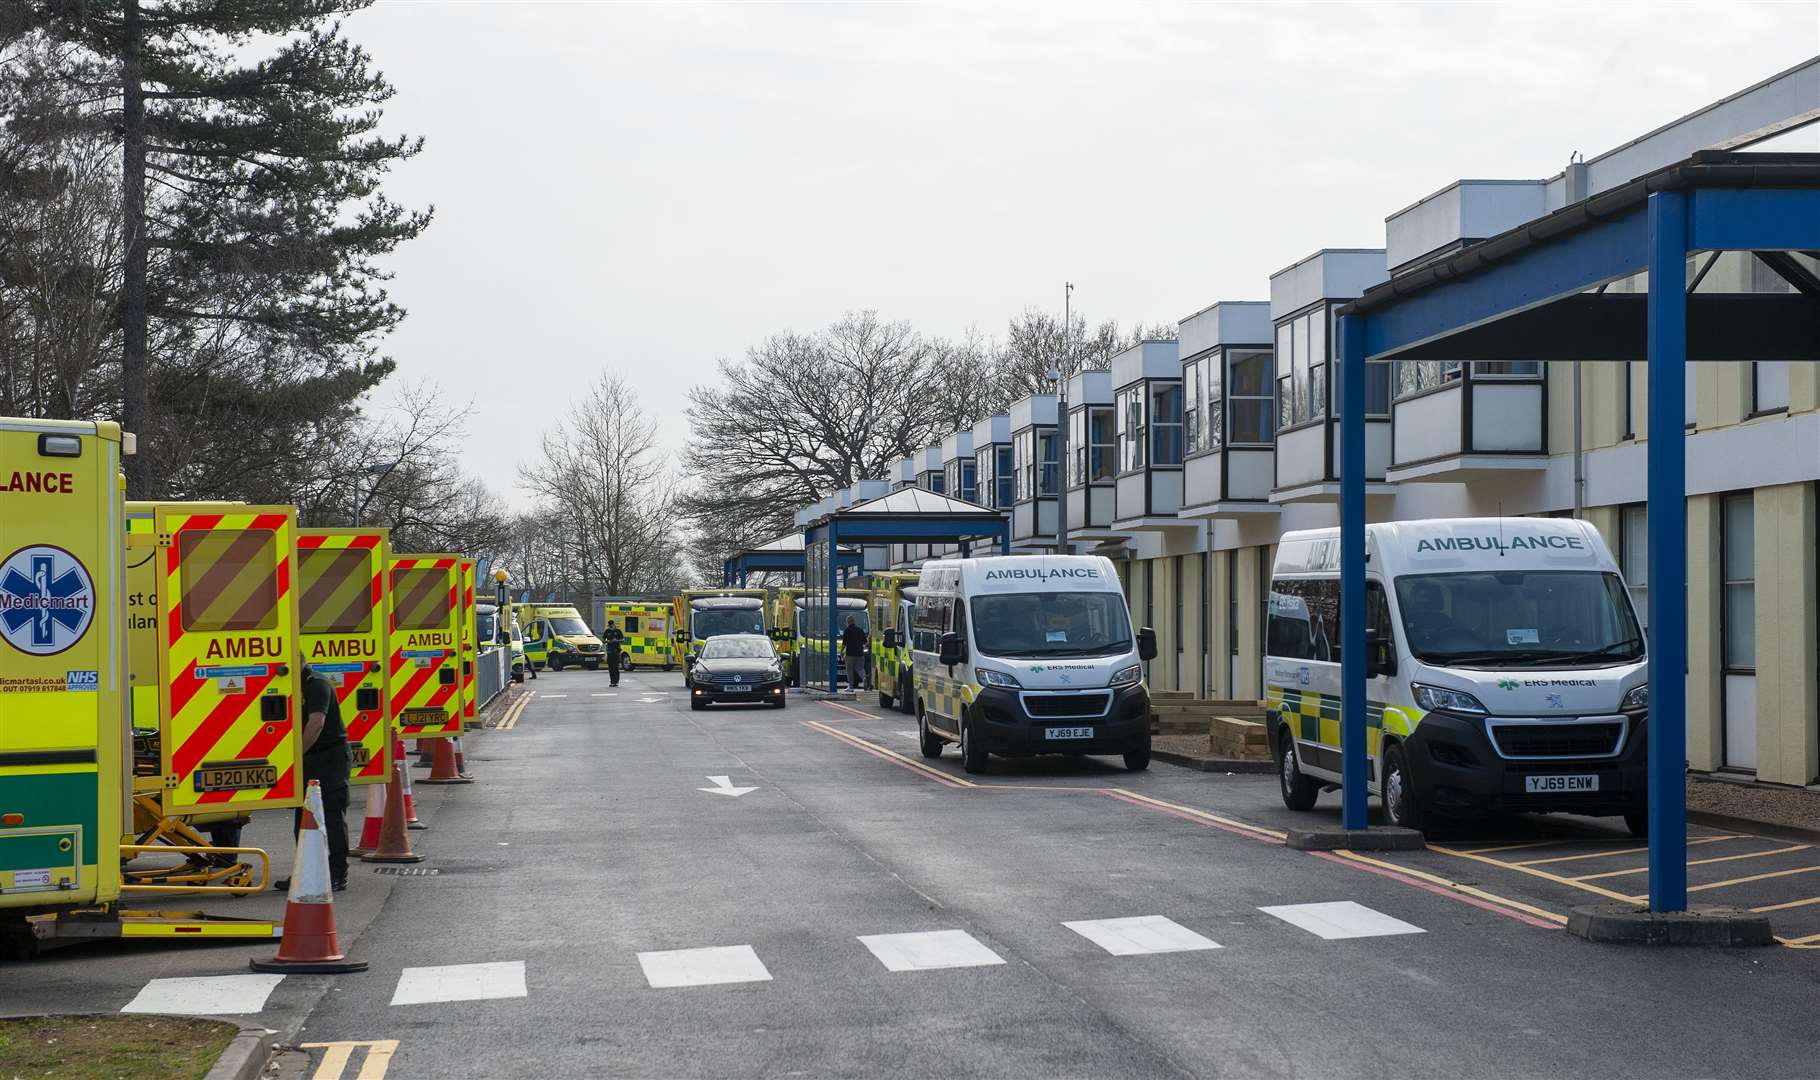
[1571,637,1646,662]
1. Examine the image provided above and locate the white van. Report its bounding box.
[910,555,1158,774]
[1266,518,1649,834]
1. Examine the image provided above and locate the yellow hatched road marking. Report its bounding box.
[1775,930,1820,945]
[1663,862,1820,899]
[302,1040,398,1080]
[1516,834,1739,866]
[1426,843,1640,903]
[1459,841,1559,855]
[1571,843,1811,882]
[1752,893,1820,914]
[1329,849,1570,926]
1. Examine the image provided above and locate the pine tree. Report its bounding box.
[30,0,429,494]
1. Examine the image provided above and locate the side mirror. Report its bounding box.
[1137,627,1158,662]
[1365,628,1396,679]
[883,629,900,650]
[938,631,965,667]
[684,654,696,669]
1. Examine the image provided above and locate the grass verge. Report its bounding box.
[0,1015,239,1080]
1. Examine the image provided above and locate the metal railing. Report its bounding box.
[477,645,511,709]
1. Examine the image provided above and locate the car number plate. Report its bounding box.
[723,685,753,693]
[1525,774,1599,793]
[401,708,445,724]
[194,763,278,793]
[351,745,372,768]
[1045,726,1093,740]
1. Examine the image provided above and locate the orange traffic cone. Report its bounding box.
[394,735,427,830]
[453,736,474,780]
[419,737,472,784]
[251,781,368,974]
[360,768,424,864]
[352,784,385,856]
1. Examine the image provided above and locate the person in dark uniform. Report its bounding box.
[275,660,353,892]
[604,622,625,687]
[841,616,869,692]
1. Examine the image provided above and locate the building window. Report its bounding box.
[1183,358,1203,455]
[996,445,1014,506]
[1471,361,1541,378]
[1117,386,1146,472]
[1754,362,1790,414]
[1037,429,1058,495]
[1200,350,1224,452]
[1275,311,1326,430]
[1625,363,1644,438]
[1620,504,1648,631]
[1394,361,1460,399]
[1227,350,1272,446]
[1722,493,1755,673]
[945,457,976,503]
[1014,429,1035,502]
[1151,382,1183,466]
[975,447,996,509]
[1088,407,1115,480]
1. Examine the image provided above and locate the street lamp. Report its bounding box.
[1053,281,1073,556]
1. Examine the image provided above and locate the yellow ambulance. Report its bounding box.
[297,528,392,786]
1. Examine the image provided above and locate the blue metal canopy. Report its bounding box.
[1336,151,1820,913]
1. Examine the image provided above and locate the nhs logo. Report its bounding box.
[65,669,98,692]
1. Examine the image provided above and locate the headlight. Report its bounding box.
[1109,664,1142,689]
[1622,684,1649,710]
[975,667,1021,689]
[1412,683,1488,715]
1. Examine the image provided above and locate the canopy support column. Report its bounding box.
[1339,313,1369,831]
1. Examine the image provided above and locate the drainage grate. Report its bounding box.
[371,866,440,876]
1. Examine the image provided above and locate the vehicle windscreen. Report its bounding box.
[477,612,498,642]
[550,616,590,637]
[1394,570,1644,667]
[693,607,765,639]
[971,592,1132,659]
[703,637,774,659]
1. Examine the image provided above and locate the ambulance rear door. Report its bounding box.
[298,528,392,786]
[389,554,463,739]
[459,559,478,729]
[153,504,303,815]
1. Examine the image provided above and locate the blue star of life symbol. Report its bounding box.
[0,545,94,656]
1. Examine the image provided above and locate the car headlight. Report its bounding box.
[1412,683,1488,715]
[1622,684,1649,710]
[975,667,1021,689]
[1109,664,1142,689]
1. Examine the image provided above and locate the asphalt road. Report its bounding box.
[10,667,1820,1079]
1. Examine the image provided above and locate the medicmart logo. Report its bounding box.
[0,545,94,656]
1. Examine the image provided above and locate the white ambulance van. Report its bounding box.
[1266,519,1649,834]
[910,555,1157,775]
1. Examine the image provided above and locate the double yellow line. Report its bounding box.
[496,691,535,731]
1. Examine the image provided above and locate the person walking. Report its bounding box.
[841,615,868,692]
[275,660,353,892]
[604,622,625,687]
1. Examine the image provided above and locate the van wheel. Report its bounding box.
[1123,741,1151,772]
[897,672,915,715]
[1624,812,1649,838]
[690,696,705,712]
[918,709,944,759]
[959,712,988,774]
[1382,743,1425,832]
[878,681,894,710]
[1276,726,1321,811]
[550,656,565,672]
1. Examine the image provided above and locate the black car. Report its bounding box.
[689,634,787,710]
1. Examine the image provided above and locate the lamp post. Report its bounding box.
[1052,282,1073,556]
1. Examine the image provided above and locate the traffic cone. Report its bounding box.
[360,768,424,864]
[352,784,386,855]
[452,736,474,780]
[394,735,427,830]
[251,781,368,974]
[419,737,472,784]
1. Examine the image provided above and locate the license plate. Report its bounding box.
[1045,726,1093,740]
[1525,774,1599,793]
[194,763,278,793]
[722,685,753,693]
[401,708,445,723]
[351,746,372,768]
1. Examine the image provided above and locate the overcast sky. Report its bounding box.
[345,2,1819,505]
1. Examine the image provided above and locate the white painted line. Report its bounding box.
[592,693,618,697]
[1259,901,1425,940]
[121,973,285,1015]
[541,694,569,699]
[390,961,528,1005]
[859,929,1005,972]
[1063,915,1223,956]
[895,730,919,741]
[638,945,772,988]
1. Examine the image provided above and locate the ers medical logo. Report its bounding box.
[0,545,95,657]
[3,471,75,494]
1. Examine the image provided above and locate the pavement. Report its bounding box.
[6,670,1820,1079]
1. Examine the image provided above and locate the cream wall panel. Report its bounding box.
[1686,495,1724,773]
[1753,484,1819,786]
[1210,551,1233,698]
[1235,547,1263,700]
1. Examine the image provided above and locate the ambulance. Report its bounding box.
[769,588,801,684]
[868,571,919,713]
[458,559,478,728]
[297,528,392,786]
[390,554,464,740]
[593,599,675,670]
[512,602,603,671]
[909,555,1156,775]
[1265,519,1649,835]
[671,589,770,674]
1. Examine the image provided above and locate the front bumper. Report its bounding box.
[1405,710,1649,817]
[692,679,787,704]
[969,685,1151,756]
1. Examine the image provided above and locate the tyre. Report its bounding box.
[690,696,706,711]
[1276,725,1321,811]
[1624,811,1649,838]
[664,662,674,672]
[897,672,914,715]
[1124,741,1151,772]
[878,690,893,710]
[1382,743,1425,833]
[918,709,944,759]
[772,696,787,710]
[959,710,988,775]
[550,656,565,672]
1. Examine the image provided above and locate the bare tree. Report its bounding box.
[993,307,1178,405]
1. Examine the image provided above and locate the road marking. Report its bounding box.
[1322,849,1568,928]
[859,929,1005,971]
[1063,915,1222,956]
[895,730,920,741]
[390,961,527,1006]
[1673,862,1820,897]
[1571,843,1811,882]
[1260,901,1425,940]
[1514,834,1739,866]
[497,692,534,730]
[638,945,772,988]
[699,774,757,797]
[1752,893,1820,914]
[302,1040,399,1080]
[802,718,976,788]
[1101,789,1287,843]
[121,973,284,1015]
[541,694,569,699]
[592,693,618,697]
[1426,843,1639,902]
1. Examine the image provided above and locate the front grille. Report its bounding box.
[1490,721,1623,758]
[698,671,770,685]
[1022,692,1112,719]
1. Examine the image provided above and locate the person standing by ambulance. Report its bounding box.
[604,622,625,687]
[841,615,868,692]
[274,660,353,892]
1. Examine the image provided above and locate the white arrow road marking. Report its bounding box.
[698,775,757,797]
[639,696,665,704]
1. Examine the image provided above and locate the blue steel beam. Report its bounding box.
[1646,191,1690,913]
[1688,188,1820,252]
[826,521,840,693]
[1339,314,1369,831]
